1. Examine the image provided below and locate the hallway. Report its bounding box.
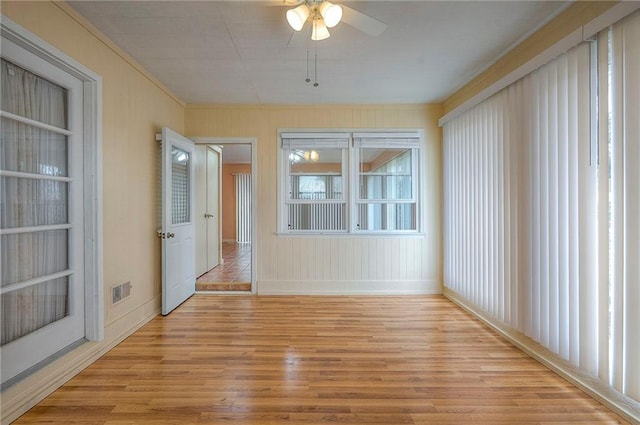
[196,242,251,291]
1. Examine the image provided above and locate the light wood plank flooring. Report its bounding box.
[14,296,628,424]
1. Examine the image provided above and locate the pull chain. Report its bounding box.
[314,31,319,87]
[305,48,310,83]
[305,29,311,83]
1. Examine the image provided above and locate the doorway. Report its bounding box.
[192,138,256,293]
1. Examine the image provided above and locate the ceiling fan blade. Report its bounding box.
[266,0,302,6]
[288,25,310,47]
[341,5,387,37]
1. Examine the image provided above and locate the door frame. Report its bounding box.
[0,17,103,389]
[192,137,257,294]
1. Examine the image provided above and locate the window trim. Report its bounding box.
[1,16,103,342]
[278,129,424,235]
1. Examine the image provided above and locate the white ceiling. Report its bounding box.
[68,1,568,105]
[219,144,251,163]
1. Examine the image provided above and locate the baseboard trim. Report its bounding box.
[443,288,640,424]
[1,296,161,425]
[257,280,441,295]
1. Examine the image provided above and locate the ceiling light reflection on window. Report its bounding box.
[289,150,319,163]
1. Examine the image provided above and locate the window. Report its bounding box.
[279,131,422,234]
[282,133,348,232]
[354,134,419,231]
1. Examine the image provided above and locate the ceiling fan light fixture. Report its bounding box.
[319,1,342,28]
[311,18,330,41]
[286,3,310,31]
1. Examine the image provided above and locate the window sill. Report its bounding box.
[275,231,427,238]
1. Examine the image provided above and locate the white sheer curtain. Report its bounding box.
[1,59,69,345]
[606,9,640,402]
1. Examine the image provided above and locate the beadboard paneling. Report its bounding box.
[186,104,442,294]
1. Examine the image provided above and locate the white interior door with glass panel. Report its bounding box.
[0,47,85,385]
[160,127,195,315]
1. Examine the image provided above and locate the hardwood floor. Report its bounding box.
[14,296,628,424]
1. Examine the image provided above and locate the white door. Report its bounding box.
[206,146,221,270]
[160,127,195,315]
[0,48,85,384]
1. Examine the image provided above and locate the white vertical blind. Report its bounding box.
[608,9,640,401]
[235,173,251,243]
[444,80,525,329]
[443,40,621,396]
[445,10,640,411]
[525,43,598,371]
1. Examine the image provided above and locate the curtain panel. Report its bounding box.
[1,59,70,345]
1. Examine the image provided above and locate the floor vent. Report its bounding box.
[112,281,132,304]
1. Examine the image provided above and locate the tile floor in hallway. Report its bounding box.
[196,242,251,291]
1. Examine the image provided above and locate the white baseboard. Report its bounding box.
[257,280,441,295]
[1,296,161,425]
[443,288,640,424]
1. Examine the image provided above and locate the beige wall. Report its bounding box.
[444,1,619,115]
[1,2,185,422]
[186,104,443,294]
[222,163,252,241]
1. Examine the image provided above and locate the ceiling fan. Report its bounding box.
[281,0,387,44]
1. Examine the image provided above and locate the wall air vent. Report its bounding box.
[112,281,132,305]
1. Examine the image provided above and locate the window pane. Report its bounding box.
[290,175,343,200]
[1,277,68,345]
[289,148,343,200]
[171,147,190,224]
[1,59,67,129]
[358,203,416,231]
[1,177,68,228]
[1,118,68,177]
[1,230,68,286]
[360,175,413,200]
[288,203,346,231]
[359,148,412,200]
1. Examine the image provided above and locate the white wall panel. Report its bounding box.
[186,105,442,294]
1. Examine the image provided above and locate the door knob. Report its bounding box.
[204,213,214,218]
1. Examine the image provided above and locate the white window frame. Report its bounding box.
[278,129,424,235]
[0,17,103,367]
[353,133,421,233]
[280,132,350,234]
